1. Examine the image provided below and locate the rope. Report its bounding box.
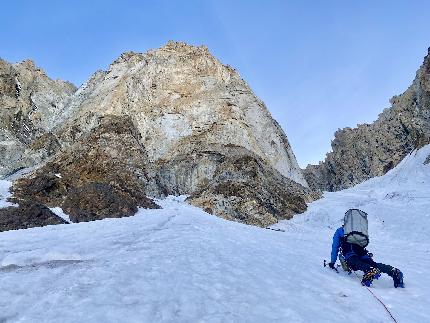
[352,270,398,323]
[323,260,398,322]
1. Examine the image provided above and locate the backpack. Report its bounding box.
[343,209,369,247]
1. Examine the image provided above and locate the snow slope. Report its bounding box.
[0,145,429,323]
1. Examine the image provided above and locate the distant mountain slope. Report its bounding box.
[304,48,430,191]
[0,59,76,178]
[1,145,429,322]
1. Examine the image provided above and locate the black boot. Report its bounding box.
[392,268,404,288]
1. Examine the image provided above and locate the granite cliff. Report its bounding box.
[305,48,430,191]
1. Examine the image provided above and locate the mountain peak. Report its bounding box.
[111,51,146,65]
[160,40,209,54]
[112,41,212,67]
[1,41,311,227]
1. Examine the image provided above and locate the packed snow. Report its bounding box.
[0,145,429,322]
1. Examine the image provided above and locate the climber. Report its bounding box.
[329,209,404,288]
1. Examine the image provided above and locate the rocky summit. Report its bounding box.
[304,48,430,191]
[0,41,313,231]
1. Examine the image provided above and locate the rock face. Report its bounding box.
[1,41,312,229]
[52,41,307,187]
[0,59,76,178]
[304,48,430,191]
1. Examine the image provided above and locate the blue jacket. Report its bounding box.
[331,226,370,263]
[330,227,344,264]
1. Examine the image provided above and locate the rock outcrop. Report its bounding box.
[0,202,67,232]
[11,115,160,223]
[305,48,430,191]
[0,59,76,178]
[185,147,311,227]
[1,41,312,229]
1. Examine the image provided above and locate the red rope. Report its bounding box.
[352,271,398,323]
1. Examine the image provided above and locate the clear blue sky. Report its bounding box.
[2,0,429,166]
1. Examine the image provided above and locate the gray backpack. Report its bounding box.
[343,209,369,247]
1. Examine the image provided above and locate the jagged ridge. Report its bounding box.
[304,48,430,191]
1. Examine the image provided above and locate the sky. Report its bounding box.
[1,0,429,167]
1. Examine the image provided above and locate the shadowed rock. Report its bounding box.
[63,182,157,223]
[0,202,67,232]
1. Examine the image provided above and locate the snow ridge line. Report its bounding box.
[351,270,398,323]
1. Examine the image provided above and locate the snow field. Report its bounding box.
[0,145,429,322]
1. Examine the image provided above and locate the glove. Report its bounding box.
[329,262,335,269]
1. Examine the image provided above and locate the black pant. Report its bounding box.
[347,255,394,276]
